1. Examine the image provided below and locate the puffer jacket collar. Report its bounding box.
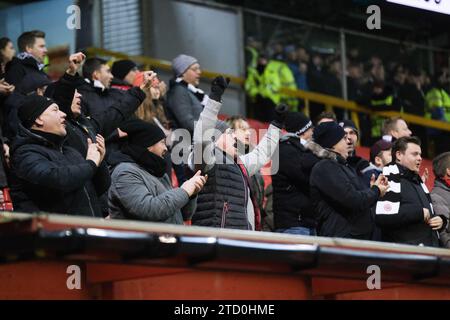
[12,124,67,153]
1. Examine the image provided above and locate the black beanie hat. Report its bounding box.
[51,80,76,116]
[18,94,55,129]
[18,73,52,95]
[285,111,312,135]
[120,119,166,148]
[339,119,359,136]
[313,121,346,149]
[112,60,137,80]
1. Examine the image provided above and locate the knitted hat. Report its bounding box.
[19,73,52,95]
[112,60,137,80]
[120,119,166,148]
[172,54,198,77]
[313,121,346,149]
[339,119,359,136]
[370,139,392,163]
[50,81,76,116]
[18,94,55,129]
[285,112,312,135]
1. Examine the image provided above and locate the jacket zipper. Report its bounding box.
[59,147,96,217]
[221,201,229,228]
[83,187,96,217]
[236,164,250,230]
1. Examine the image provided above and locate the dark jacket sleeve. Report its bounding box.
[4,63,25,87]
[281,145,313,189]
[12,146,98,193]
[60,73,145,136]
[310,160,380,215]
[93,161,111,196]
[90,87,146,136]
[167,85,196,133]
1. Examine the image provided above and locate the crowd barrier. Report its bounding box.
[1,213,450,300]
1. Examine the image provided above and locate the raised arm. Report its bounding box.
[189,76,229,173]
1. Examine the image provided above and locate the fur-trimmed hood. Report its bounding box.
[304,140,338,161]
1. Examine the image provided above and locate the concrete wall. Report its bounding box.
[0,0,75,53]
[146,0,246,116]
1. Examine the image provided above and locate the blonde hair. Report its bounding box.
[135,90,169,128]
[225,115,247,130]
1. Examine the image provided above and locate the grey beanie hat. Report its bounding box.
[172,54,198,77]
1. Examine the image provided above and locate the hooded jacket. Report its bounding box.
[10,125,110,217]
[108,151,196,223]
[310,146,380,239]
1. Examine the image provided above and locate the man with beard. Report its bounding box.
[108,119,207,223]
[310,121,389,239]
[339,119,374,187]
[10,94,108,216]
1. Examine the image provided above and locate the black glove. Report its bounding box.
[209,76,230,102]
[271,104,289,129]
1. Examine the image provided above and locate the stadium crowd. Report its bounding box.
[244,39,450,156]
[0,30,449,248]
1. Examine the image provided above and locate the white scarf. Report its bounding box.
[17,52,45,70]
[175,77,209,105]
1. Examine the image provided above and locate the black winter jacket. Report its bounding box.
[1,91,24,141]
[77,80,127,118]
[310,147,380,239]
[272,135,320,229]
[10,126,110,217]
[51,73,146,155]
[375,163,446,247]
[5,57,49,87]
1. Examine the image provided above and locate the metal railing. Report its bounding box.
[86,47,450,132]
